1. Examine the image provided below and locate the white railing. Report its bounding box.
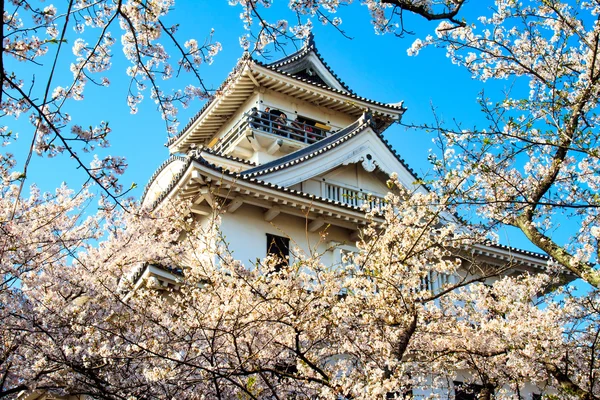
[323,182,386,210]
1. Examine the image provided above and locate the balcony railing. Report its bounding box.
[323,182,386,210]
[212,110,330,154]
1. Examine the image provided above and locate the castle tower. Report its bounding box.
[140,35,553,293]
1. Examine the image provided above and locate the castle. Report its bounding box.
[139,35,554,399]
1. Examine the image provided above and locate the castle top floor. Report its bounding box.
[166,35,406,164]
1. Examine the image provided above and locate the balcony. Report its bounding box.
[212,110,333,155]
[323,182,386,210]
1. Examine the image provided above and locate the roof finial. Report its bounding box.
[360,108,373,125]
[304,31,315,49]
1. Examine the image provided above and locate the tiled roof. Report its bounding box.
[166,53,251,147]
[376,130,427,191]
[141,155,188,205]
[143,157,553,267]
[145,156,194,208]
[266,33,353,94]
[240,115,422,189]
[166,42,405,150]
[241,119,366,178]
[478,241,550,260]
[195,146,257,166]
[255,58,405,113]
[144,150,382,216]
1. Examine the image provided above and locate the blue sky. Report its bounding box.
[5,1,537,249]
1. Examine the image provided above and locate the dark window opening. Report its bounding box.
[266,234,290,271]
[386,388,413,399]
[274,360,298,375]
[454,381,488,400]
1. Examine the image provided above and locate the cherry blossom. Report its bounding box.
[2,0,221,201]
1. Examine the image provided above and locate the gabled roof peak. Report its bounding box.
[265,33,352,93]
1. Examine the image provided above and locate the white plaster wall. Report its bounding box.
[218,203,355,268]
[301,179,321,195]
[321,164,359,187]
[142,159,186,207]
[357,167,390,194]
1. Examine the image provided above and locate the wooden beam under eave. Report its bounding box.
[308,218,325,233]
[191,170,205,185]
[245,67,260,86]
[199,187,214,205]
[191,204,212,216]
[267,139,283,155]
[227,197,244,213]
[264,206,281,222]
[247,135,263,152]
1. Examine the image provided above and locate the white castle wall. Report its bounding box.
[218,203,356,268]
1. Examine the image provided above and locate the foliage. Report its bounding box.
[2,0,600,399]
[1,0,221,201]
[1,180,589,398]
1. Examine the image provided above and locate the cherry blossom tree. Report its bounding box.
[0,0,221,394]
[2,0,221,202]
[233,0,600,287]
[227,0,600,397]
[2,187,540,398]
[3,181,572,399]
[3,1,600,399]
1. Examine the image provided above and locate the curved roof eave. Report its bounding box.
[146,156,383,223]
[142,155,557,272]
[167,58,406,154]
[240,115,427,195]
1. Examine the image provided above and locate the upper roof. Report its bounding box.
[146,112,425,205]
[166,36,406,154]
[264,33,353,93]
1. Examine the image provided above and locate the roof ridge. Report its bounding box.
[199,146,257,166]
[256,59,405,111]
[241,119,367,178]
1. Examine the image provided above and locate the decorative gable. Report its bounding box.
[241,115,427,196]
[266,33,350,93]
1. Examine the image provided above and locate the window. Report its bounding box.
[454,381,485,400]
[266,234,290,271]
[386,388,413,399]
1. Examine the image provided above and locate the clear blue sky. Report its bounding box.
[6,1,537,250]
